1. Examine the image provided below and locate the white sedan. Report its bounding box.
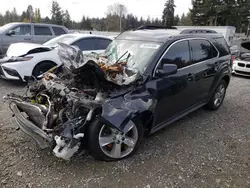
[0,34,113,81]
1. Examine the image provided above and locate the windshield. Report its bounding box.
[0,23,15,34]
[104,40,162,73]
[43,35,76,47]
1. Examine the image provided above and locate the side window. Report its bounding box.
[95,38,112,50]
[73,38,96,51]
[214,38,230,57]
[12,25,31,36]
[190,39,218,64]
[161,40,191,69]
[52,27,67,36]
[34,26,52,36]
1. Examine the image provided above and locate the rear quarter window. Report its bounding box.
[52,27,67,36]
[190,39,218,64]
[214,37,230,57]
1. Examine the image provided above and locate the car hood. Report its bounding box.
[6,42,52,57]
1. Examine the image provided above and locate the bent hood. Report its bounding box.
[6,42,52,57]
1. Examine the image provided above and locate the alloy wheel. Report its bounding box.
[98,121,138,159]
[214,84,225,107]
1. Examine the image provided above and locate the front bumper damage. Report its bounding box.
[11,103,53,149]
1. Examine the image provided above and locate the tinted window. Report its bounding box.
[73,38,96,51]
[34,26,52,36]
[161,40,191,69]
[96,38,112,50]
[12,25,31,36]
[190,39,218,63]
[214,37,230,57]
[52,27,66,36]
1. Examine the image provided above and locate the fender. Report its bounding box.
[208,56,231,98]
[100,87,157,132]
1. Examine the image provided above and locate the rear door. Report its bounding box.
[148,40,198,127]
[3,24,32,52]
[189,39,219,103]
[33,25,54,44]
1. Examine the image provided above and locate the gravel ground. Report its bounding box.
[0,76,250,188]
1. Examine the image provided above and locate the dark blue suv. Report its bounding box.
[6,28,232,162]
[87,29,232,161]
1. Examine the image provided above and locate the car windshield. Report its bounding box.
[0,23,15,34]
[43,35,76,47]
[104,39,162,73]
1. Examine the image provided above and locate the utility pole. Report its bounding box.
[119,4,122,32]
[247,16,250,38]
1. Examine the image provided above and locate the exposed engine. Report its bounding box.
[4,43,140,160]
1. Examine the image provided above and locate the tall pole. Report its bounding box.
[119,4,122,32]
[247,19,250,38]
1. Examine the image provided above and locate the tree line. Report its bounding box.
[162,0,250,32]
[0,0,249,33]
[0,1,191,31]
[190,0,250,32]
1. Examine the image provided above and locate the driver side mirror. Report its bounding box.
[6,30,15,36]
[155,64,177,77]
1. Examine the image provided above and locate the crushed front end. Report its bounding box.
[4,42,142,160]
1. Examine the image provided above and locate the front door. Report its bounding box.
[3,24,32,52]
[146,40,198,127]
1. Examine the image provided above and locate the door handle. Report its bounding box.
[24,38,31,40]
[187,73,194,82]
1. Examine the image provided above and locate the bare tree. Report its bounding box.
[106,3,127,32]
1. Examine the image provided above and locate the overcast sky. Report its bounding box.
[0,0,192,21]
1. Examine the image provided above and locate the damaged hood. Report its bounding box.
[57,42,141,86]
[6,42,52,57]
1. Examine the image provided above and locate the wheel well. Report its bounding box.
[134,111,154,132]
[222,75,230,87]
[32,60,57,74]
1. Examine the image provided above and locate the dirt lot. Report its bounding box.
[0,76,250,188]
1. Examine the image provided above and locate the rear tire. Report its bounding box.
[206,80,227,110]
[87,119,144,161]
[32,61,56,78]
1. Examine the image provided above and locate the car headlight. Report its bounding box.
[6,56,33,62]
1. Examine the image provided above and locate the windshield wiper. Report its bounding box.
[115,50,128,64]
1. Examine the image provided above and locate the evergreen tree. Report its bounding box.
[11,8,18,22]
[63,10,71,28]
[20,11,27,22]
[34,8,41,23]
[162,0,175,27]
[26,5,34,22]
[174,15,180,26]
[51,1,63,25]
[0,13,4,25]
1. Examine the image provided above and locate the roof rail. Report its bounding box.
[180,29,217,34]
[135,25,177,30]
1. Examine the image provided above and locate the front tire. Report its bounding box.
[32,61,56,78]
[87,119,144,161]
[206,80,227,110]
